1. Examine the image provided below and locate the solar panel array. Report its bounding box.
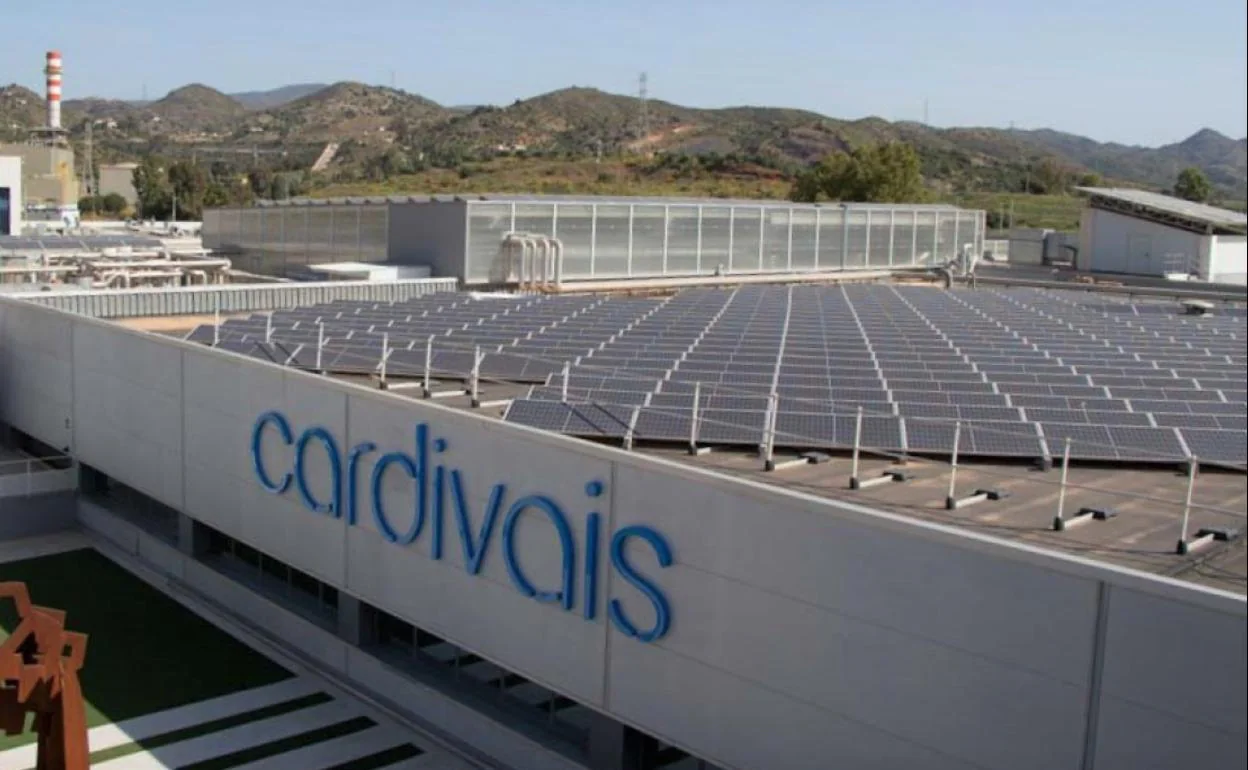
[0,234,165,252]
[187,285,1248,469]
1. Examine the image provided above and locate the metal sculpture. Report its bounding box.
[0,582,89,770]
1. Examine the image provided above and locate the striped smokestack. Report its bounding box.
[45,51,63,130]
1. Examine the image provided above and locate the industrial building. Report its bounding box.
[0,52,81,230]
[1077,187,1248,284]
[203,195,986,286]
[97,162,140,208]
[0,156,19,236]
[1,267,1244,770]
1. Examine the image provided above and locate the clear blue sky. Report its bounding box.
[4,0,1245,146]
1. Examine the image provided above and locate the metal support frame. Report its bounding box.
[470,346,483,408]
[421,335,434,397]
[1053,439,1072,530]
[762,391,778,471]
[1176,457,1200,554]
[315,322,324,372]
[688,382,706,455]
[944,421,962,509]
[561,362,570,403]
[377,333,389,388]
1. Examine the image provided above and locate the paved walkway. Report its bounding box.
[0,533,481,770]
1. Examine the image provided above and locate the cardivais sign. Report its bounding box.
[250,411,674,643]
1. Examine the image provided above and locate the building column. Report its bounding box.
[338,595,376,647]
[588,714,660,770]
[178,514,211,558]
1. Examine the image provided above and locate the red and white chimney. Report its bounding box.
[45,51,63,130]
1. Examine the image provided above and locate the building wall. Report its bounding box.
[0,143,78,206]
[0,156,20,236]
[205,199,986,286]
[463,200,984,286]
[98,163,139,206]
[2,294,1243,770]
[1080,208,1208,276]
[1208,235,1247,286]
[387,200,468,280]
[204,204,391,277]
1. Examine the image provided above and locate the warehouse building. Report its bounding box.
[203,195,986,286]
[1,274,1244,770]
[1076,187,1247,284]
[0,155,20,236]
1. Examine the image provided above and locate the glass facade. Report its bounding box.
[205,203,390,277]
[464,198,983,284]
[203,197,984,285]
[0,187,10,236]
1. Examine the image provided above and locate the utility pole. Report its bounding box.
[637,72,650,141]
[83,121,94,197]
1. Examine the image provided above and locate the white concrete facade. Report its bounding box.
[1,293,1245,770]
[1208,235,1247,285]
[1079,207,1247,284]
[0,156,22,236]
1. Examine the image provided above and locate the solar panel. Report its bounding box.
[182,284,1244,467]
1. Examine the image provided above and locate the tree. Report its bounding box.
[100,193,128,216]
[132,157,173,220]
[167,161,208,220]
[1174,167,1212,203]
[790,142,925,203]
[1031,158,1072,195]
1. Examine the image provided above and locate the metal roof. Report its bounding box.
[1076,187,1248,233]
[235,193,971,212]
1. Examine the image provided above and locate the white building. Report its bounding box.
[1076,187,1248,285]
[0,155,21,236]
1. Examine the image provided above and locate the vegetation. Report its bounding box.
[1173,166,1213,203]
[78,192,129,216]
[3,80,1245,221]
[790,142,926,203]
[130,156,308,219]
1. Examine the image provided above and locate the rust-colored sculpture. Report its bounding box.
[0,582,89,770]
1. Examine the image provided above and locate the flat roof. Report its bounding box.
[236,194,973,212]
[130,281,1248,596]
[1076,187,1248,234]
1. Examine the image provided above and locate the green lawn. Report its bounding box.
[0,548,291,750]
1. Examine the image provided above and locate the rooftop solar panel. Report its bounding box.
[188,284,1246,469]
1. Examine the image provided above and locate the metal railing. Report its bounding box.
[0,455,77,498]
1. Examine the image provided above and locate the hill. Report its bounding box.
[229,83,328,110]
[1013,127,1247,197]
[245,82,450,146]
[3,79,1245,200]
[145,84,247,131]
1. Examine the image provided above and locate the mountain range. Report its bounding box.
[1,81,1245,198]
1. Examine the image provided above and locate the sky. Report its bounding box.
[2,0,1245,147]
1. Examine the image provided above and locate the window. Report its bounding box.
[366,607,593,754]
[198,524,339,629]
[81,471,179,546]
[0,188,10,236]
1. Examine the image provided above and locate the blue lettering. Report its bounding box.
[450,470,505,574]
[608,526,674,643]
[252,411,294,494]
[251,413,676,644]
[583,512,601,621]
[294,427,341,517]
[502,496,576,610]
[345,442,376,526]
[583,480,605,621]
[432,464,446,560]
